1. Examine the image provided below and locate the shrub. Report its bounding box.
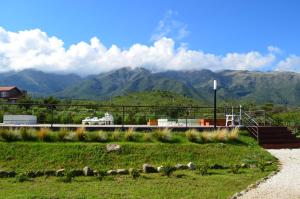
[0,128,20,142]
[160,165,176,177]
[228,128,239,140]
[197,163,209,176]
[76,127,86,141]
[124,128,137,141]
[37,128,57,142]
[130,169,140,179]
[20,128,37,141]
[230,164,241,174]
[154,128,173,143]
[111,129,122,141]
[185,129,200,143]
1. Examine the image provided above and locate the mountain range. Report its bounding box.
[1,67,300,105]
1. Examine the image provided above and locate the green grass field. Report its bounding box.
[0,132,278,199]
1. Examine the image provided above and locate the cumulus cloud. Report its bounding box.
[0,26,289,76]
[276,55,300,72]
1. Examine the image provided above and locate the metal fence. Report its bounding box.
[0,102,244,126]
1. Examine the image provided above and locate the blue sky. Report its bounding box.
[0,0,299,75]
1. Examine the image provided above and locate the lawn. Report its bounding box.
[0,132,278,199]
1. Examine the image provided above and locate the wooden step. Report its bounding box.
[261,143,300,149]
[259,138,300,144]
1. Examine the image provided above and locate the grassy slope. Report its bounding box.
[0,133,277,199]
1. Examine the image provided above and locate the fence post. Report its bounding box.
[51,105,54,128]
[122,106,125,130]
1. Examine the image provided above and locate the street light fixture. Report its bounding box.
[213,80,217,129]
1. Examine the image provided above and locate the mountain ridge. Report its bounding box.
[1,67,300,105]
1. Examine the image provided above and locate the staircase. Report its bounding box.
[257,126,300,149]
[242,111,300,149]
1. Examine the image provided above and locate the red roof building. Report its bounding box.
[0,86,26,101]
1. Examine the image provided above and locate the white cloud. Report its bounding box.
[276,55,300,72]
[268,46,282,54]
[0,26,290,76]
[151,10,190,41]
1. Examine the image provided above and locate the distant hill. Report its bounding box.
[0,69,81,96]
[1,67,300,105]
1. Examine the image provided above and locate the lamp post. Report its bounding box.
[213,80,217,129]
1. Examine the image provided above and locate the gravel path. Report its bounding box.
[239,149,300,199]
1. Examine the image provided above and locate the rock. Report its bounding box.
[157,166,164,172]
[187,162,196,170]
[143,164,158,173]
[0,170,9,178]
[210,164,226,169]
[70,169,84,176]
[107,170,117,175]
[116,169,129,175]
[93,170,99,176]
[175,164,188,170]
[44,170,56,176]
[35,170,44,177]
[56,169,65,177]
[83,166,93,176]
[106,144,121,152]
[7,171,16,177]
[26,171,37,178]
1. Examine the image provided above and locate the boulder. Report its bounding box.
[106,144,121,152]
[83,166,93,176]
[107,170,117,175]
[143,164,158,173]
[175,164,188,170]
[187,162,196,170]
[44,170,56,176]
[56,169,65,177]
[157,166,164,172]
[117,169,129,175]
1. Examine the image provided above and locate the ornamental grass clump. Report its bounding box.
[86,131,109,142]
[0,128,21,142]
[75,127,86,141]
[185,129,201,143]
[200,131,217,142]
[154,128,173,143]
[228,128,239,140]
[58,128,69,141]
[37,128,57,142]
[216,128,229,142]
[124,128,137,141]
[20,128,37,141]
[143,133,153,142]
[111,129,122,141]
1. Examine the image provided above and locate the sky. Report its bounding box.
[0,0,299,75]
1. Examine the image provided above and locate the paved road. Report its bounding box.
[239,149,300,199]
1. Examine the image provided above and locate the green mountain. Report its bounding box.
[1,67,300,105]
[0,69,81,96]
